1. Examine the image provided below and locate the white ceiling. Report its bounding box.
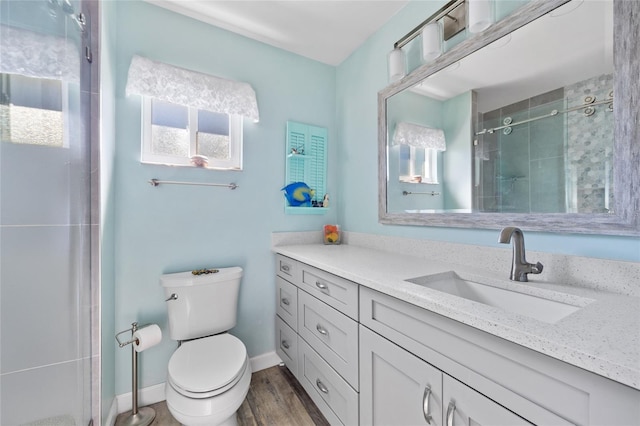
[145,0,410,66]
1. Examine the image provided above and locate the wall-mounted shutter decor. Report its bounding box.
[285,121,328,215]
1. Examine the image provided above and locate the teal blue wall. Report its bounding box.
[112,1,336,394]
[336,0,639,262]
[105,0,638,401]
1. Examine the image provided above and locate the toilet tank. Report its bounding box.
[161,267,243,341]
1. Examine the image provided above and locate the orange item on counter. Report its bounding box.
[323,224,340,245]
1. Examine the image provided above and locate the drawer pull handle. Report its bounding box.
[422,386,432,424]
[281,297,290,306]
[281,264,291,272]
[281,340,290,349]
[315,281,328,291]
[316,379,329,394]
[316,324,328,335]
[446,401,456,426]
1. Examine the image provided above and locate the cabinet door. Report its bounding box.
[360,326,443,426]
[443,374,533,426]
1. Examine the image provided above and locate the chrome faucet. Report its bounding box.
[498,227,543,282]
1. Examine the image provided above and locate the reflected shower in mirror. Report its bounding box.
[385,0,615,215]
[379,0,639,235]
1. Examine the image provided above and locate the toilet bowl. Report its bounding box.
[161,267,250,426]
[165,333,252,426]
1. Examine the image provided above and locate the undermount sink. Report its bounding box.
[406,271,588,324]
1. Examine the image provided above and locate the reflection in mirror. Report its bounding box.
[380,0,639,235]
[386,0,614,215]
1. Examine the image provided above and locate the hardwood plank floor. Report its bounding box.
[115,365,329,426]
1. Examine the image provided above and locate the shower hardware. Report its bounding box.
[476,94,614,136]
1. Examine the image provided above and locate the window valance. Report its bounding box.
[0,25,79,82]
[393,122,446,151]
[125,55,259,122]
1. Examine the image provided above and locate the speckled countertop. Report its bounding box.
[274,243,640,391]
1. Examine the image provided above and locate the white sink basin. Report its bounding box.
[406,271,586,324]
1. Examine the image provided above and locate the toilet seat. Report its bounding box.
[168,334,248,399]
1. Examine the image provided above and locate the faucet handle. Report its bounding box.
[532,261,543,274]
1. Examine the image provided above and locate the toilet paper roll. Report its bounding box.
[133,324,162,352]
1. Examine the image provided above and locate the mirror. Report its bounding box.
[379,0,639,235]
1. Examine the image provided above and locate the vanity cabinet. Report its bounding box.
[360,325,531,426]
[360,286,639,426]
[275,253,640,426]
[275,255,359,425]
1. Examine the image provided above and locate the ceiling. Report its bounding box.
[145,0,410,66]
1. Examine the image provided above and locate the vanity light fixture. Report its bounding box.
[388,47,406,82]
[421,21,443,62]
[387,0,496,79]
[467,0,495,33]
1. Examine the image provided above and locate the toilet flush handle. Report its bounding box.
[165,293,178,302]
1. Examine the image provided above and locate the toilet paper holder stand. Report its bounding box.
[115,322,156,426]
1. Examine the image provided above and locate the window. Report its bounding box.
[141,98,243,170]
[0,73,68,148]
[399,145,439,184]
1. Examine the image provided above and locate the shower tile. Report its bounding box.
[0,142,87,226]
[0,359,84,426]
[0,226,82,373]
[530,88,564,108]
[501,98,530,116]
[530,112,565,160]
[530,157,565,213]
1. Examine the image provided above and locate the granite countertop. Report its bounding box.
[274,243,640,391]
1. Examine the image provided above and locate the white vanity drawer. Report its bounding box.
[276,276,298,331]
[276,254,300,283]
[275,315,298,378]
[299,263,358,320]
[298,338,359,426]
[297,290,359,390]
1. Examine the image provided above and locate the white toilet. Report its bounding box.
[161,267,251,426]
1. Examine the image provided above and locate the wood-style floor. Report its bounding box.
[115,365,329,426]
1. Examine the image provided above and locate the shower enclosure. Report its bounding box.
[474,74,614,214]
[0,0,97,425]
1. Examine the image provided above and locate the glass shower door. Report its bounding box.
[0,0,93,425]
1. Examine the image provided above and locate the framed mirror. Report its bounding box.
[379,0,639,235]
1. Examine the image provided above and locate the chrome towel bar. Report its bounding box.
[148,179,238,190]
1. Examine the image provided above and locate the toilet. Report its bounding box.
[161,267,251,426]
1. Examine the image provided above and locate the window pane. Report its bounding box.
[151,125,189,157]
[197,110,230,160]
[197,132,229,160]
[198,110,229,135]
[1,73,64,147]
[150,99,189,156]
[151,99,188,129]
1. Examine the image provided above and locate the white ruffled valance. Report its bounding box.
[125,55,259,122]
[393,122,446,151]
[0,24,79,82]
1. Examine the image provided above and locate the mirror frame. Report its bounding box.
[379,0,639,236]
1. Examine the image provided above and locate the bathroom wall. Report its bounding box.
[335,0,640,262]
[111,1,337,395]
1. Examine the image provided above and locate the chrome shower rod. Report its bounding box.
[475,97,613,136]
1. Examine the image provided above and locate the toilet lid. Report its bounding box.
[168,334,247,393]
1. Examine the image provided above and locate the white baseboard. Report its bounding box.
[250,351,281,373]
[116,382,166,414]
[105,398,118,426]
[114,351,283,415]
